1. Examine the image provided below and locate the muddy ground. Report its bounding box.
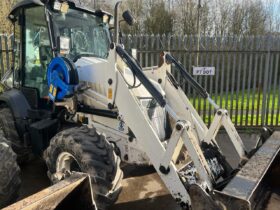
[15,132,279,210]
[19,159,181,210]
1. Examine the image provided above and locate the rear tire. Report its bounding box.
[44,126,123,210]
[0,107,30,163]
[0,136,21,208]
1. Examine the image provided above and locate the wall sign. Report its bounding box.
[193,67,215,75]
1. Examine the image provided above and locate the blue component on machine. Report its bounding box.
[47,57,78,101]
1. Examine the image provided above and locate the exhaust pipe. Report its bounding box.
[114,1,122,44]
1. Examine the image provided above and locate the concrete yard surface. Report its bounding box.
[111,165,180,210]
[15,132,279,210]
[19,160,181,210]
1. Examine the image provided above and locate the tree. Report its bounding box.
[245,0,266,35]
[175,0,197,34]
[0,0,17,34]
[1,0,277,36]
[230,4,247,35]
[144,1,174,34]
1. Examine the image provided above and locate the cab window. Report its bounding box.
[24,7,52,97]
[52,8,110,60]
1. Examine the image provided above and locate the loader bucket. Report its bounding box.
[3,172,97,210]
[214,131,280,210]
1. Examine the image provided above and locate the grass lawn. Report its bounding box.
[190,91,280,126]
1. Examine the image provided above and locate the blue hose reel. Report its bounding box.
[47,57,79,101]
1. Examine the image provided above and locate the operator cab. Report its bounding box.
[8,0,112,105]
[53,7,111,61]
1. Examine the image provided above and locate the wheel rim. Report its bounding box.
[56,152,81,174]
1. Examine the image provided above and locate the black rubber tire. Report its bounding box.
[0,139,21,208]
[44,126,123,210]
[0,108,30,163]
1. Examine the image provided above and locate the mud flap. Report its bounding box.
[4,172,97,210]
[214,131,280,210]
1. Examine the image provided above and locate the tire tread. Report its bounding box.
[0,140,21,208]
[44,126,123,210]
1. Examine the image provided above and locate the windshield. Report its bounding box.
[52,8,111,60]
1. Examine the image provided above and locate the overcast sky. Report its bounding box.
[86,0,280,17]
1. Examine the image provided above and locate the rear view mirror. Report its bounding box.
[122,10,135,26]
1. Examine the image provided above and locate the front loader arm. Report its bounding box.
[107,45,192,206]
[104,46,250,208]
[143,52,247,161]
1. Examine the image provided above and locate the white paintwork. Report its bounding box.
[66,48,248,206]
[160,122,184,169]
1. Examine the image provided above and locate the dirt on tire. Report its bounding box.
[0,136,21,208]
[0,107,31,163]
[44,126,123,210]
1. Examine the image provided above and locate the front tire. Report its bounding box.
[0,136,21,208]
[44,126,123,210]
[0,107,30,163]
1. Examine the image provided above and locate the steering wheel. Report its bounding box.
[73,30,89,52]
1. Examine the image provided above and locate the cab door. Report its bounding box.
[23,6,52,98]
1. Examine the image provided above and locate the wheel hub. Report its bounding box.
[55,152,81,181]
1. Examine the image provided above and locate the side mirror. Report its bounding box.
[122,10,135,26]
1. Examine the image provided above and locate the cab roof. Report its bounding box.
[9,0,112,21]
[9,0,44,18]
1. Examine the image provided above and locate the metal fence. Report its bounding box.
[123,35,280,128]
[1,34,279,128]
[0,34,13,79]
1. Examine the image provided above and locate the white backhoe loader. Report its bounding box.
[1,1,279,209]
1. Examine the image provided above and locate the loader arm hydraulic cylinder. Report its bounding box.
[116,46,166,107]
[165,54,209,99]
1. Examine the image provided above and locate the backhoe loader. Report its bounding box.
[1,0,280,209]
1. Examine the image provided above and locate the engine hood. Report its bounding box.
[75,57,108,68]
[75,57,109,84]
[75,56,165,99]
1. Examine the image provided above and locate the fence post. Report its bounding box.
[0,36,4,79]
[10,34,14,71]
[4,35,10,71]
[139,35,143,66]
[155,34,160,65]
[150,34,155,66]
[145,35,149,67]
[274,37,280,126]
[261,43,271,126]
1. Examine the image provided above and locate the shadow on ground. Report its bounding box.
[18,158,181,210]
[111,195,179,210]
